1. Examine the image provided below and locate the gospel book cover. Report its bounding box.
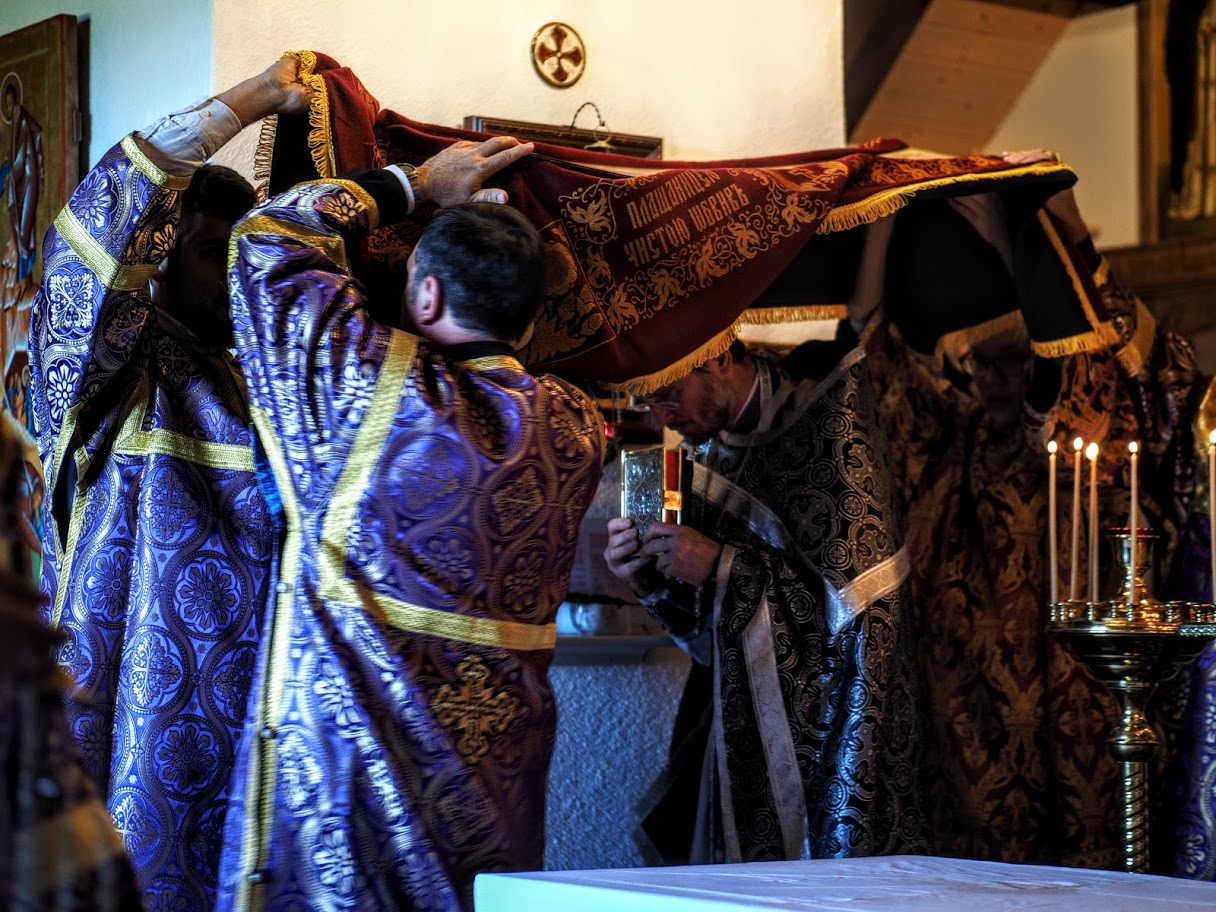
[620,445,686,534]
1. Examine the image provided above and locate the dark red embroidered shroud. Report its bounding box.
[261,51,1110,393]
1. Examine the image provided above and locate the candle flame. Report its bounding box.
[1085,442,1099,460]
[1129,441,1139,454]
[1047,440,1057,454]
[1209,429,1216,445]
[1073,437,1084,451]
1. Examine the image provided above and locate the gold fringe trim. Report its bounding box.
[252,113,277,203]
[1036,210,1109,339]
[253,49,331,200]
[934,310,1027,368]
[1115,298,1156,377]
[1030,322,1120,358]
[819,160,1074,234]
[740,304,847,324]
[602,321,741,396]
[280,50,334,180]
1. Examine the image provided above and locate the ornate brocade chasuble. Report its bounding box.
[867,253,1216,874]
[642,349,925,863]
[219,180,604,911]
[870,316,1120,868]
[29,139,275,909]
[261,51,1098,395]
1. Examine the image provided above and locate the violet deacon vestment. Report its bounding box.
[638,345,926,863]
[29,133,274,907]
[219,173,605,911]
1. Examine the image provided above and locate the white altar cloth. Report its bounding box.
[474,855,1216,911]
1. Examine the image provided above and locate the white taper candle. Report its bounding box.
[1071,437,1083,601]
[1087,442,1099,602]
[1129,441,1139,607]
[1048,441,1059,605]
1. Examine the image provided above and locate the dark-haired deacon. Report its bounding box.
[29,72,288,909]
[216,60,604,912]
[604,333,926,865]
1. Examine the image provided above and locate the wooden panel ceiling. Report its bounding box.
[849,0,1076,153]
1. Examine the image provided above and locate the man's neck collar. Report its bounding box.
[430,339,517,362]
[728,356,763,434]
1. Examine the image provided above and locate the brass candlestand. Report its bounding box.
[1048,530,1216,873]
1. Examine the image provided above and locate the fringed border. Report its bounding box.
[601,321,741,396]
[296,50,335,179]
[818,160,1073,234]
[1036,210,1113,346]
[253,50,333,201]
[1031,322,1120,358]
[1115,298,1156,378]
[739,304,847,324]
[933,310,1027,368]
[252,114,277,202]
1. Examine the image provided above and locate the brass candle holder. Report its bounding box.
[1048,530,1216,874]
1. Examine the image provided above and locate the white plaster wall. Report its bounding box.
[211,0,844,176]
[0,0,211,168]
[986,5,1138,249]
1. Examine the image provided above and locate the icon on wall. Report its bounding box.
[531,22,586,88]
[0,14,80,582]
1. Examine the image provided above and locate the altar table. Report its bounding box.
[474,855,1216,911]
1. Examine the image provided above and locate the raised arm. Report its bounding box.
[29,93,245,488]
[228,59,533,505]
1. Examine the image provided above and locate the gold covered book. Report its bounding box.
[620,445,685,533]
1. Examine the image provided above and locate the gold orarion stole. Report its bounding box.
[620,445,685,533]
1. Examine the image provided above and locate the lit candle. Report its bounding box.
[1071,437,1084,601]
[1209,430,1215,604]
[1087,442,1100,601]
[1129,441,1139,606]
[1048,441,1059,604]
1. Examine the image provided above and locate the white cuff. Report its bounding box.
[384,164,417,215]
[133,97,244,176]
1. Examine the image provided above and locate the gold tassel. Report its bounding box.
[740,304,847,324]
[602,322,741,396]
[820,160,1074,234]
